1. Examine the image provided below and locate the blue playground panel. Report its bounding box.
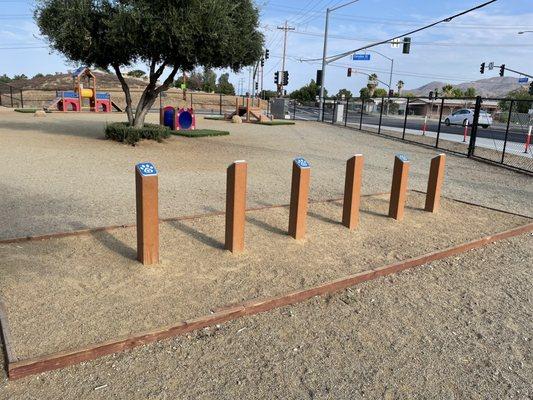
[178,110,193,130]
[163,108,176,129]
[96,92,110,100]
[62,91,79,99]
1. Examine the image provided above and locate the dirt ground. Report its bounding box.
[0,192,529,359]
[0,112,531,240]
[0,233,531,399]
[0,110,532,399]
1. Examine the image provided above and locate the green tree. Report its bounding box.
[451,87,463,98]
[289,80,325,102]
[127,69,146,78]
[35,0,263,128]
[396,80,404,96]
[359,87,371,100]
[499,88,533,113]
[366,73,378,97]
[442,84,454,97]
[217,73,235,95]
[0,74,12,84]
[202,68,217,93]
[33,73,45,79]
[13,74,28,80]
[334,88,353,100]
[373,88,388,98]
[464,87,476,97]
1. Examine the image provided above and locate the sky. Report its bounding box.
[1,0,532,95]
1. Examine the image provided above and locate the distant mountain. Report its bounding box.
[406,77,528,98]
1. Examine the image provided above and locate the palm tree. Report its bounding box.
[442,84,454,97]
[396,80,404,96]
[367,73,378,97]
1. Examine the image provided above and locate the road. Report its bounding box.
[294,105,530,144]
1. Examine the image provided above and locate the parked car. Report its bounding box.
[444,108,493,128]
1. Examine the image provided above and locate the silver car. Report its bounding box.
[444,108,493,128]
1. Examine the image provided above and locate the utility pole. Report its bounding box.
[277,20,295,97]
[319,0,360,120]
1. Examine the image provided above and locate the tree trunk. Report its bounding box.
[113,64,134,125]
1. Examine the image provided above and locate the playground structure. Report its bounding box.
[160,106,196,131]
[225,97,271,123]
[45,67,122,112]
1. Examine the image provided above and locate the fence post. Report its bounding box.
[219,93,223,115]
[378,97,384,134]
[501,100,514,164]
[288,158,311,240]
[20,90,24,108]
[293,100,296,120]
[10,86,14,108]
[425,154,446,213]
[359,99,364,130]
[190,92,193,109]
[135,162,159,265]
[342,154,364,229]
[225,161,247,253]
[467,96,482,157]
[402,97,410,140]
[332,100,336,124]
[388,155,410,221]
[344,99,349,127]
[435,98,445,148]
[321,102,325,122]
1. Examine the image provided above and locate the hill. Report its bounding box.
[406,77,528,98]
[7,69,150,90]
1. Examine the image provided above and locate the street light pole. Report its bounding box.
[518,30,533,34]
[319,0,360,121]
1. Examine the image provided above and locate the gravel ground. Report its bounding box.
[1,192,529,359]
[0,112,531,240]
[1,233,531,399]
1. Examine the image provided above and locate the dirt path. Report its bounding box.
[1,233,531,399]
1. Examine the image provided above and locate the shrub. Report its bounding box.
[105,122,171,145]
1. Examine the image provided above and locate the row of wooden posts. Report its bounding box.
[135,153,446,265]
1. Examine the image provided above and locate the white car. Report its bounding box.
[444,108,493,128]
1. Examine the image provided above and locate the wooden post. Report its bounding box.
[246,97,250,122]
[425,154,446,213]
[342,154,364,229]
[388,155,410,221]
[288,158,311,240]
[135,163,159,265]
[235,97,239,115]
[225,161,248,253]
[159,107,164,126]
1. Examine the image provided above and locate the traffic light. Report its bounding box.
[347,67,352,77]
[435,89,439,98]
[283,71,289,86]
[429,91,434,100]
[274,71,279,84]
[316,69,323,87]
[255,82,259,90]
[265,49,270,59]
[529,82,533,95]
[260,58,264,67]
[480,62,485,74]
[388,89,394,97]
[402,37,411,54]
[499,64,505,77]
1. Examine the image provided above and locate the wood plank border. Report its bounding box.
[6,220,533,380]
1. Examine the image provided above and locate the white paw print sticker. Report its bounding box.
[137,162,158,176]
[294,157,310,168]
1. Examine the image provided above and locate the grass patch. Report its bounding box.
[259,120,296,126]
[172,129,229,138]
[105,122,171,145]
[14,108,51,113]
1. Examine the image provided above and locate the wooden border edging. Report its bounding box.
[6,220,533,380]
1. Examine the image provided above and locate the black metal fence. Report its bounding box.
[290,95,533,174]
[0,83,23,108]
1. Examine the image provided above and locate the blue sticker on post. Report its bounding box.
[137,162,158,176]
[396,154,409,163]
[294,157,310,168]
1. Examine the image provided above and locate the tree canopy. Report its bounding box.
[217,73,235,95]
[35,0,263,127]
[290,80,326,102]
